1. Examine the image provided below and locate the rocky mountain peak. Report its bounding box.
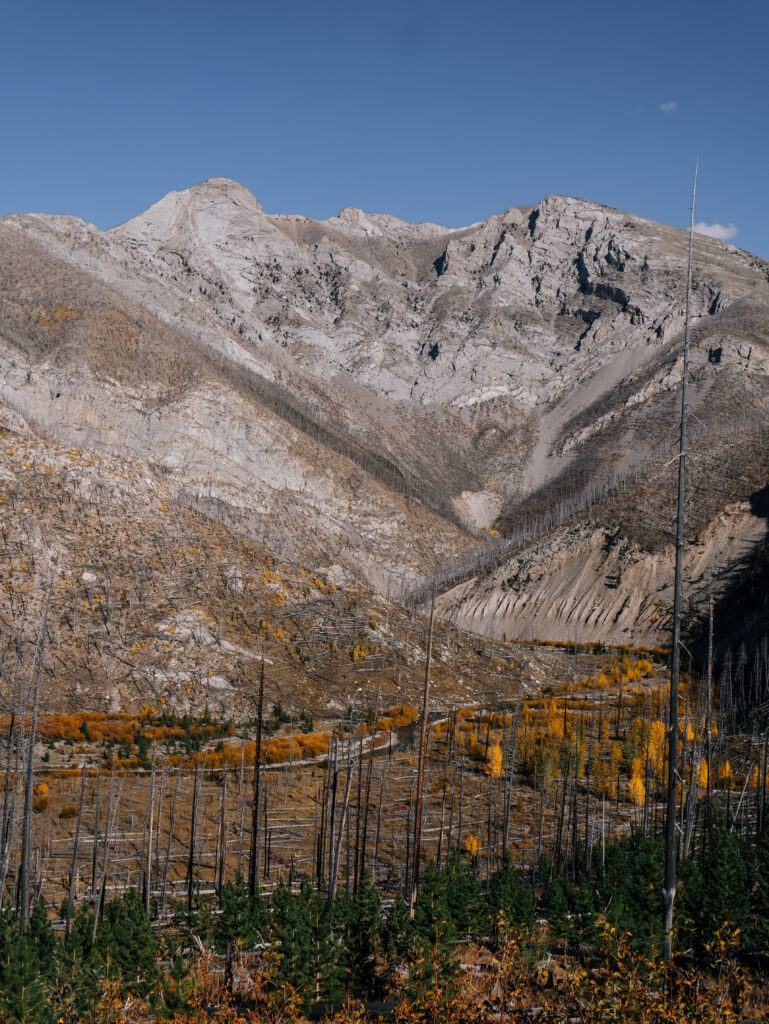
[1,181,767,652]
[109,177,264,244]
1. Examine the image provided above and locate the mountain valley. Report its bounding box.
[2,178,768,709]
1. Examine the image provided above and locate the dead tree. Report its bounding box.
[358,689,381,884]
[327,760,353,908]
[143,748,157,915]
[410,595,434,916]
[160,767,181,919]
[64,766,87,939]
[0,624,27,909]
[92,771,124,941]
[706,593,714,842]
[248,659,265,900]
[187,761,201,915]
[663,160,698,964]
[216,773,228,895]
[0,654,30,911]
[20,586,51,926]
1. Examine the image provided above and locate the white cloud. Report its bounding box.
[694,221,738,241]
[660,101,677,113]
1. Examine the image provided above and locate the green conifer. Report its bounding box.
[342,871,381,997]
[29,900,57,982]
[597,833,663,954]
[682,827,749,950]
[95,887,158,996]
[382,895,411,967]
[214,871,269,952]
[0,916,51,1024]
[488,855,535,932]
[442,851,486,938]
[411,862,457,993]
[750,826,769,948]
[271,879,341,1012]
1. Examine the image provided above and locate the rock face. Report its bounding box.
[1,178,768,645]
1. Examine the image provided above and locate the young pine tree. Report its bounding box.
[382,895,411,968]
[442,851,486,939]
[679,827,749,952]
[0,911,51,1024]
[271,879,341,1012]
[95,887,158,996]
[411,862,457,994]
[341,870,381,998]
[488,855,535,933]
[214,871,269,952]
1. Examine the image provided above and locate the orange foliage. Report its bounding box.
[376,705,417,730]
[33,782,49,813]
[485,742,503,778]
[467,738,486,762]
[179,730,332,770]
[464,833,480,857]
[629,761,645,806]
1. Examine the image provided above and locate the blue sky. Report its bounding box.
[2,0,767,256]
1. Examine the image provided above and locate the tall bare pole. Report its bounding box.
[187,760,201,915]
[160,766,181,920]
[410,593,434,917]
[358,688,381,884]
[217,772,228,894]
[92,770,123,941]
[705,592,714,842]
[248,658,265,900]
[0,650,30,913]
[144,748,157,915]
[327,759,353,908]
[663,158,698,964]
[64,766,87,939]
[20,583,52,926]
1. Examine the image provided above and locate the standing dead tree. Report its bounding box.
[327,748,353,908]
[248,658,265,900]
[357,687,380,886]
[20,583,52,926]
[663,160,698,965]
[0,631,30,912]
[160,767,181,919]
[410,595,434,917]
[64,766,87,939]
[187,760,201,915]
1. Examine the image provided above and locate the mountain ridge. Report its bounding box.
[1,179,767,667]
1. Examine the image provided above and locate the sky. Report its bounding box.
[1,0,767,257]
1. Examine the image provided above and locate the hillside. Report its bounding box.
[1,178,768,693]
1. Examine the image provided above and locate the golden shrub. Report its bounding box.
[464,833,480,857]
[296,733,330,758]
[33,782,50,813]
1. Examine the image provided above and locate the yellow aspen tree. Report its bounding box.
[464,833,480,858]
[646,720,666,779]
[630,758,645,806]
[485,742,503,778]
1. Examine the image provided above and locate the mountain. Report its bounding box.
[1,178,768,705]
